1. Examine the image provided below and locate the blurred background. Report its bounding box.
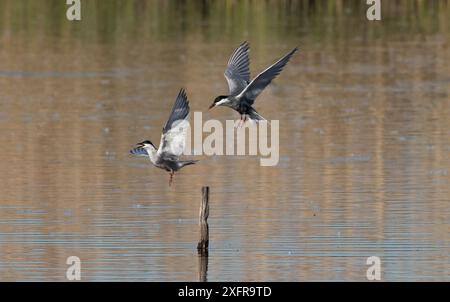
[0,0,448,281]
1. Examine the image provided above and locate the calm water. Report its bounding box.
[0,1,449,281]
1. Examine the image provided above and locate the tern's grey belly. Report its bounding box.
[155,159,179,172]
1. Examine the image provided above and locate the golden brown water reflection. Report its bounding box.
[0,0,449,281]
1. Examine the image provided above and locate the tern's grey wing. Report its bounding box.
[162,88,189,134]
[129,146,149,157]
[157,89,190,159]
[224,41,251,96]
[238,47,297,105]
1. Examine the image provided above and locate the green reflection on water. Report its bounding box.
[0,0,448,44]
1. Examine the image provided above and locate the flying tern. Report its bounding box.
[209,42,297,125]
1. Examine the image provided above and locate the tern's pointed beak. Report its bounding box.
[136,142,144,147]
[208,103,215,110]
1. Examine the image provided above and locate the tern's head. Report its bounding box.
[136,140,156,150]
[209,95,228,110]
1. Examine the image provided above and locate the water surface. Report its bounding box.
[0,0,449,281]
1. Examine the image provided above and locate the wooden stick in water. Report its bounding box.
[197,186,209,252]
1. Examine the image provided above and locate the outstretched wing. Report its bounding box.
[157,88,190,159]
[129,146,149,157]
[238,47,297,105]
[224,41,251,96]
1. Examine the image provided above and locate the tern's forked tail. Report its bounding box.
[178,160,199,168]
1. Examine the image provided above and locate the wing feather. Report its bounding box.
[157,89,190,159]
[162,88,189,134]
[129,147,149,157]
[224,41,251,96]
[238,47,297,105]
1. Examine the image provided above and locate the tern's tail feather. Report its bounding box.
[248,108,270,124]
[178,160,198,168]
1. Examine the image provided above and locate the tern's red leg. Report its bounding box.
[236,115,243,128]
[239,115,246,127]
[169,171,174,186]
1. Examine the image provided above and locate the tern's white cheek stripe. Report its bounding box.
[216,98,229,106]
